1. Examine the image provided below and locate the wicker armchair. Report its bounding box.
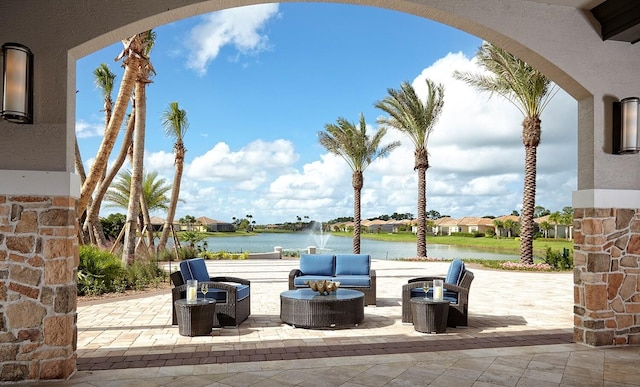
[170,258,250,327]
[401,260,474,327]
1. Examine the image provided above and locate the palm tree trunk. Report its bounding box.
[158,143,185,252]
[77,63,136,215]
[84,112,135,249]
[416,165,427,258]
[352,171,363,254]
[139,193,155,253]
[123,83,146,265]
[520,148,537,265]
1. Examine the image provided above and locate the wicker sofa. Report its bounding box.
[170,258,251,327]
[401,259,474,327]
[288,253,376,305]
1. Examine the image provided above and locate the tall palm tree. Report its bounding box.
[493,219,504,238]
[318,113,400,253]
[84,111,135,249]
[157,101,189,252]
[123,30,156,264]
[375,79,444,258]
[83,63,117,247]
[453,42,557,265]
[77,33,146,215]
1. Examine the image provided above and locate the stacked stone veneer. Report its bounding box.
[0,195,77,382]
[574,208,640,346]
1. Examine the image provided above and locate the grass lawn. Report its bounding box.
[331,231,573,256]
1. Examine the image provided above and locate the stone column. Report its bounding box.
[573,190,640,346]
[0,171,79,382]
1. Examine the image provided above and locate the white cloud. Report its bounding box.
[75,119,104,138]
[186,4,280,75]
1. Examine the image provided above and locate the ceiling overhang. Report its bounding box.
[591,0,640,43]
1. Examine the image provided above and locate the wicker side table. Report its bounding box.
[280,289,364,328]
[410,297,449,334]
[175,299,216,336]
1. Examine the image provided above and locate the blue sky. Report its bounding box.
[75,3,577,225]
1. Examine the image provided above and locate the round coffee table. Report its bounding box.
[174,298,217,336]
[280,289,364,328]
[410,297,449,333]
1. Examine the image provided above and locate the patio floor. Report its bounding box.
[50,259,640,386]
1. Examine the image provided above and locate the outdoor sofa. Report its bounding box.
[170,257,251,327]
[288,253,376,305]
[401,259,474,327]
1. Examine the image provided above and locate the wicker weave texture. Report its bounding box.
[410,298,449,334]
[175,300,216,336]
[280,291,364,328]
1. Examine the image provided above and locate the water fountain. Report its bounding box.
[309,222,331,252]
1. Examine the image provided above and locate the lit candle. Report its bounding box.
[434,286,443,300]
[187,287,197,302]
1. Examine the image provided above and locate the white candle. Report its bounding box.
[434,286,443,300]
[187,287,197,302]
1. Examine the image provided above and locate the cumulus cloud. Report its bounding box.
[186,4,280,75]
[186,139,298,186]
[76,119,104,138]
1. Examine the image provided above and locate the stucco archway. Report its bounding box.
[1,0,639,382]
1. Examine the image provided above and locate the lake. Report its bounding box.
[202,232,522,261]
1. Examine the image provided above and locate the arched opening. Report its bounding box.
[1,0,639,383]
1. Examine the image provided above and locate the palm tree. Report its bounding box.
[493,219,504,238]
[539,221,553,238]
[503,219,516,238]
[560,207,574,240]
[375,79,444,258]
[83,63,117,247]
[123,30,156,264]
[157,101,189,252]
[548,211,561,239]
[453,42,557,265]
[77,33,147,215]
[104,169,170,223]
[319,113,400,253]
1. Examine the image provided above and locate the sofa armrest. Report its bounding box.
[288,269,303,290]
[408,276,445,283]
[210,276,250,286]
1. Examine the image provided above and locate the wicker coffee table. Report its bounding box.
[174,298,217,336]
[410,297,449,334]
[280,289,364,328]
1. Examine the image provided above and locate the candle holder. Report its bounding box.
[433,279,444,301]
[186,279,198,303]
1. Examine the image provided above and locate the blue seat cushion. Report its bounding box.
[410,287,458,303]
[299,254,335,276]
[196,284,250,303]
[293,275,333,287]
[179,258,210,283]
[445,259,465,285]
[332,275,370,287]
[335,254,370,275]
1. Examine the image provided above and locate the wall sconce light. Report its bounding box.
[1,43,33,124]
[613,97,640,154]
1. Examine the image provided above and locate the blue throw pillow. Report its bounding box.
[299,254,335,276]
[179,258,210,283]
[445,259,465,285]
[335,254,370,275]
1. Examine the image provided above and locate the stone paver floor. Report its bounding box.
[46,259,640,386]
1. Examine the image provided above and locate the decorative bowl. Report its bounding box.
[305,280,341,295]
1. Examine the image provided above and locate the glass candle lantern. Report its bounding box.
[186,279,198,303]
[433,279,444,301]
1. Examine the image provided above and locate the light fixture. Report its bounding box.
[1,43,33,124]
[613,97,640,154]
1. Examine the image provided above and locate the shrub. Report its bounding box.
[544,247,573,270]
[451,232,484,238]
[200,251,249,260]
[78,245,125,296]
